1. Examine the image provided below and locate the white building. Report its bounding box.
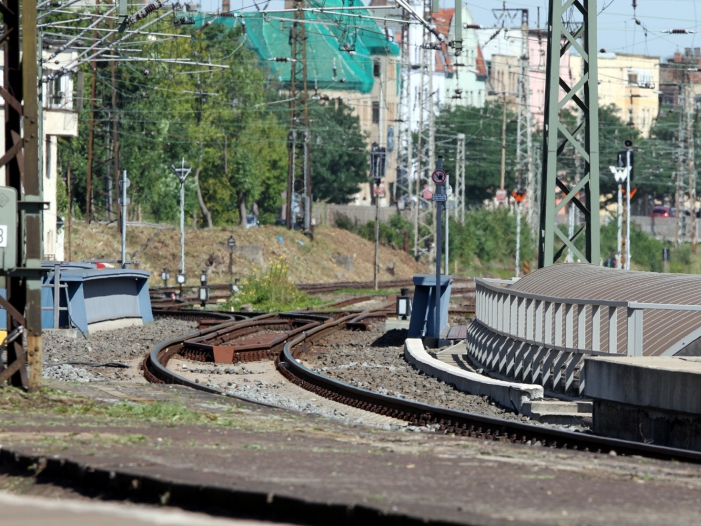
[0,50,79,261]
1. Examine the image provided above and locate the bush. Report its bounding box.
[450,208,535,270]
[227,257,319,312]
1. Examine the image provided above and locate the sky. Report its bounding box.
[201,0,701,62]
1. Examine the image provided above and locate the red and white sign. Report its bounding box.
[423,187,433,200]
[431,169,447,185]
[373,181,386,198]
[496,188,507,203]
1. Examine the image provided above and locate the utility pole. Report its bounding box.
[286,0,311,232]
[394,7,413,208]
[492,6,531,215]
[675,101,685,247]
[0,0,43,390]
[85,1,99,224]
[455,133,465,223]
[500,91,507,193]
[686,81,697,252]
[539,0,599,267]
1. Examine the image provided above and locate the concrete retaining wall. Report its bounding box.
[404,338,543,413]
[584,356,701,450]
[313,204,398,226]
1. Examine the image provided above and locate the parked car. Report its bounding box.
[245,214,259,228]
[650,206,674,218]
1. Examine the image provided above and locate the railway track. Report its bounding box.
[143,308,701,464]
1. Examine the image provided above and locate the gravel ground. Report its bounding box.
[169,358,425,432]
[303,324,533,423]
[43,318,197,382]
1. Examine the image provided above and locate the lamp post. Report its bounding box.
[228,235,236,278]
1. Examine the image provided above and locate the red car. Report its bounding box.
[650,206,674,218]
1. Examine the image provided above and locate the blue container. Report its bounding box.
[408,274,453,338]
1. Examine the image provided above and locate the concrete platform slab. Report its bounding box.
[584,356,701,449]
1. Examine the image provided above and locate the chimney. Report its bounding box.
[674,51,683,63]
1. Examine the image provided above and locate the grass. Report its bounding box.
[223,256,323,312]
[0,387,237,427]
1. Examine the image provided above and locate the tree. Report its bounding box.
[59,23,289,226]
[434,102,518,204]
[307,99,369,203]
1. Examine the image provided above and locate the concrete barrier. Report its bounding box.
[584,356,701,450]
[404,338,543,413]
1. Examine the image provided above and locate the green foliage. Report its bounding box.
[60,24,289,226]
[309,100,369,203]
[434,103,518,203]
[600,218,665,272]
[56,175,69,221]
[357,213,414,249]
[449,208,535,270]
[227,257,320,312]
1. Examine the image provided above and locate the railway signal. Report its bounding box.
[609,140,634,269]
[161,268,169,287]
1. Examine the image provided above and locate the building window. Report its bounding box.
[373,60,381,78]
[372,101,380,123]
[627,71,638,86]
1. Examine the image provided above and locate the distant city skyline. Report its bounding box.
[204,0,699,62]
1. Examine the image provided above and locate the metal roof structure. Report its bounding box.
[509,263,701,356]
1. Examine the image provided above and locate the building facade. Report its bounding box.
[571,52,660,138]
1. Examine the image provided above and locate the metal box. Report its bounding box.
[0,187,17,271]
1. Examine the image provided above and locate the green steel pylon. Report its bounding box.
[538,0,600,267]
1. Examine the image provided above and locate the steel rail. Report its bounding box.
[277,317,701,464]
[144,308,701,464]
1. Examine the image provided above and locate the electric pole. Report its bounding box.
[455,133,466,223]
[286,0,311,233]
[539,0,600,267]
[686,81,697,252]
[412,0,435,260]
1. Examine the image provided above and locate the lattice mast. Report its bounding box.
[412,0,435,260]
[394,9,413,205]
[538,0,600,267]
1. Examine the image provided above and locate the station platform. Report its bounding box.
[584,356,701,450]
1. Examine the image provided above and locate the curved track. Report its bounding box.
[144,308,701,465]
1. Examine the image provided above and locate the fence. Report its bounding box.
[467,277,701,395]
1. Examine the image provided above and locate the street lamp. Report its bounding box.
[161,268,170,287]
[227,235,236,277]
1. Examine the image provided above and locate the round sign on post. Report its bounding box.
[432,169,447,185]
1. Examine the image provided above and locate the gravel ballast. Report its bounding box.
[43,318,197,382]
[303,324,533,423]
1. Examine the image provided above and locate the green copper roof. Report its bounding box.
[198,0,399,94]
